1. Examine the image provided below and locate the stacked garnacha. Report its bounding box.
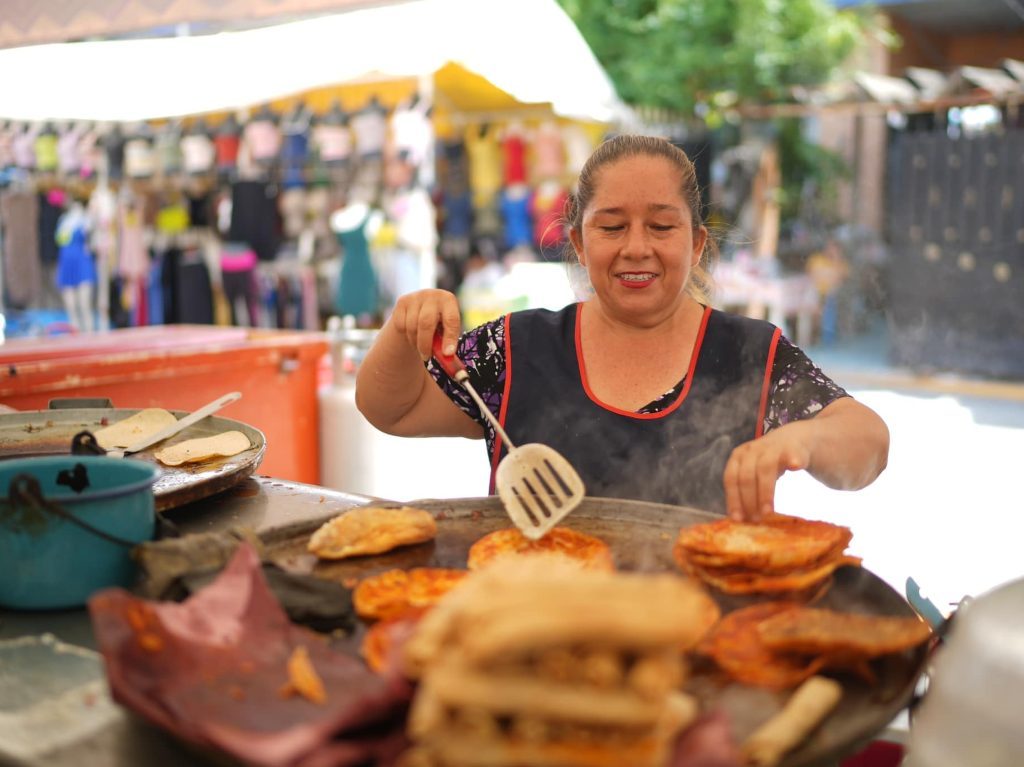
[401,556,721,767]
[672,513,861,597]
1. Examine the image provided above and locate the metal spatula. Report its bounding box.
[432,333,584,539]
[106,392,242,458]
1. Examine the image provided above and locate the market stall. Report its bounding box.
[0,0,629,337]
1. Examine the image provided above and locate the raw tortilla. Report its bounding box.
[94,409,177,449]
[155,431,251,466]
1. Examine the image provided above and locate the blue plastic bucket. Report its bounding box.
[0,456,159,609]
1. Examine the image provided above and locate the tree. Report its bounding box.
[557,0,865,114]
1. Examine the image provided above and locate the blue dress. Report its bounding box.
[55,225,97,289]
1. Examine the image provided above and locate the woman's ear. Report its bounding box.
[569,227,585,267]
[692,225,708,267]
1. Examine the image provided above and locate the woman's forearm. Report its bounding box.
[355,320,431,434]
[806,397,889,490]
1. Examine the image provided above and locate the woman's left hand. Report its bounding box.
[722,422,815,522]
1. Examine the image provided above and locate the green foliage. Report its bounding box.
[775,117,850,225]
[557,0,865,113]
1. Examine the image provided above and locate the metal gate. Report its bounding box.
[886,124,1024,378]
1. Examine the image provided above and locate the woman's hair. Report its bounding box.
[564,134,717,303]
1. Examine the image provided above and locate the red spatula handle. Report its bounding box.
[432,329,468,382]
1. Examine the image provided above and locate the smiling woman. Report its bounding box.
[355,135,890,521]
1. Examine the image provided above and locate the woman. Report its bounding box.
[356,135,888,520]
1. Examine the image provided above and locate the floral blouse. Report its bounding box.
[427,315,849,457]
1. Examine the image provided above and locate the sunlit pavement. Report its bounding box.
[343,377,1024,614]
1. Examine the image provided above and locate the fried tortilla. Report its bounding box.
[307,506,437,560]
[353,567,467,622]
[154,431,251,466]
[756,607,933,658]
[94,408,177,449]
[681,554,862,596]
[467,526,614,572]
[674,515,852,572]
[699,602,826,690]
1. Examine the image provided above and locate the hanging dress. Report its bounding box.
[336,212,378,319]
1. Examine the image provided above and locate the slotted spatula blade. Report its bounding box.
[432,332,585,539]
[494,443,586,539]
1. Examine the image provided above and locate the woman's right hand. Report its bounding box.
[389,289,462,361]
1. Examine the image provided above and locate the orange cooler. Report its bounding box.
[0,325,328,484]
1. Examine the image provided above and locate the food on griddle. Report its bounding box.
[361,607,430,674]
[698,602,827,690]
[672,514,859,596]
[757,606,933,660]
[467,526,614,572]
[741,676,843,767]
[155,430,251,466]
[94,408,177,449]
[701,602,932,690]
[307,506,437,560]
[402,557,718,767]
[353,567,467,621]
[280,645,327,705]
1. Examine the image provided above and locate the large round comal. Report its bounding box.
[0,456,159,609]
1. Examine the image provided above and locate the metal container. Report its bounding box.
[0,456,159,609]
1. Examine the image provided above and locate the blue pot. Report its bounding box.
[0,456,159,609]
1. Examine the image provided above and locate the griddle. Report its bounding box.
[0,408,266,512]
[261,496,927,767]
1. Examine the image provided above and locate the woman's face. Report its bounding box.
[570,155,706,325]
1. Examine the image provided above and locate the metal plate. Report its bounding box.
[0,408,266,513]
[263,496,927,767]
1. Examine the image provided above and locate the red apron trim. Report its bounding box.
[755,327,782,438]
[575,303,712,420]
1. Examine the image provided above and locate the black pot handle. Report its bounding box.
[9,473,136,549]
[71,431,107,457]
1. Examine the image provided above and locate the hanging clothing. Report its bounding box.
[155,126,183,177]
[335,213,378,318]
[464,125,502,207]
[0,190,41,308]
[214,130,240,172]
[181,133,216,175]
[118,200,149,282]
[500,187,532,250]
[57,125,83,177]
[502,130,527,185]
[55,219,97,290]
[532,121,566,181]
[34,132,59,173]
[77,129,100,179]
[350,106,387,158]
[244,119,282,166]
[124,137,156,179]
[37,191,62,265]
[102,131,126,181]
[229,181,281,261]
[12,129,36,169]
[280,129,309,189]
[0,127,14,168]
[312,123,352,165]
[494,305,779,512]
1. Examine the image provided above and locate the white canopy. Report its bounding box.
[0,0,630,125]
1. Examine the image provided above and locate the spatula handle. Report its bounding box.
[432,330,468,382]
